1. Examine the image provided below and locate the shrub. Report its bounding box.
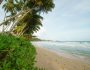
[0,34,41,70]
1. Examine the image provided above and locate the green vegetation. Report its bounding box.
[0,34,42,70]
[0,0,55,37]
[0,0,55,70]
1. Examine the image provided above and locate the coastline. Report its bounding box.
[35,47,90,70]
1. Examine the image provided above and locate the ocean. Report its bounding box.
[32,41,90,62]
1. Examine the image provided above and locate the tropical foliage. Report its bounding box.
[0,0,55,70]
[0,33,45,70]
[0,0,55,37]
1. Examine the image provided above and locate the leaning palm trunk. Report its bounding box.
[16,23,27,37]
[0,0,29,26]
[2,12,6,33]
[19,26,29,36]
[9,10,31,32]
[0,11,24,26]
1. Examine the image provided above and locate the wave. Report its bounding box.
[32,41,90,58]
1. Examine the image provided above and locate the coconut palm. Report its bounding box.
[13,11,43,36]
[1,0,55,36]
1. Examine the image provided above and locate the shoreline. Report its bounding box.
[35,47,90,70]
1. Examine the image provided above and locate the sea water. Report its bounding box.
[32,41,90,62]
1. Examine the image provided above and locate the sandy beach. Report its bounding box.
[36,47,90,70]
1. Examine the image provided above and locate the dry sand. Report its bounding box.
[36,47,90,70]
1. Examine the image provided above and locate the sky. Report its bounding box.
[0,0,90,41]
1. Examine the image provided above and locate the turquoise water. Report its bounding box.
[32,41,90,58]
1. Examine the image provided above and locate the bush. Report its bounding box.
[0,34,40,70]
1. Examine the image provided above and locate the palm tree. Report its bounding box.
[1,0,55,37]
[2,0,16,32]
[13,11,43,36]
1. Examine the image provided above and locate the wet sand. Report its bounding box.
[36,47,90,70]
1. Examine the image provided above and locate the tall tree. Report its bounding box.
[0,0,55,36]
